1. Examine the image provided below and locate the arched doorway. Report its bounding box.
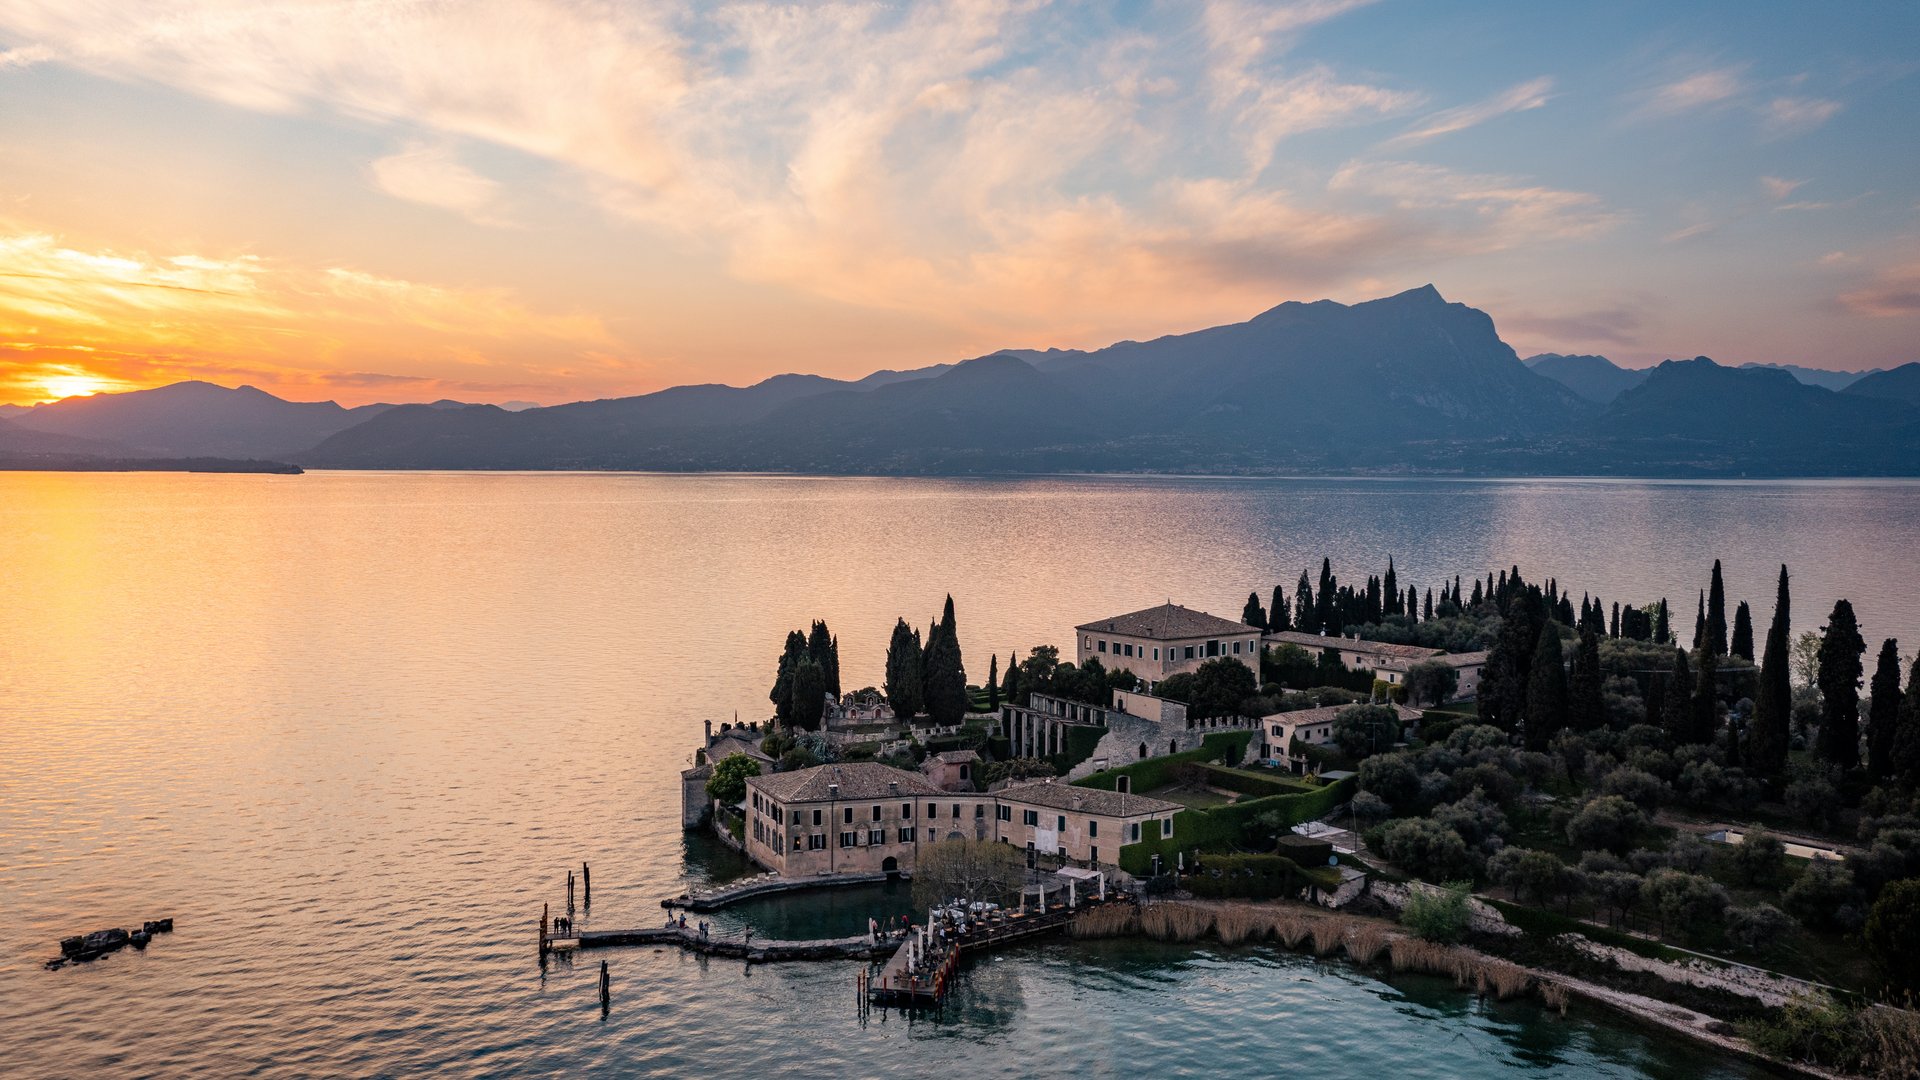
[1169,740,1178,756]
[881,856,899,876]
[1138,743,1148,759]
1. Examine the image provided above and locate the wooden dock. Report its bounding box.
[542,918,895,963]
[864,904,1096,1009]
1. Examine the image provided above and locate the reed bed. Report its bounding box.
[1211,906,1264,947]
[1069,905,1139,939]
[1270,912,1313,949]
[1477,959,1533,1001]
[1537,980,1569,1016]
[1310,919,1345,957]
[1345,924,1391,966]
[1139,903,1215,942]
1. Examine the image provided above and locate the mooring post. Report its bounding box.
[599,959,610,1005]
[568,871,576,915]
[582,862,591,908]
[541,902,550,957]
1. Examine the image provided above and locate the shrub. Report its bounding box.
[1401,880,1473,943]
[1332,704,1403,759]
[1725,903,1794,953]
[1864,878,1920,995]
[1379,817,1474,881]
[1784,861,1862,932]
[704,753,762,805]
[1728,831,1786,886]
[1643,867,1728,940]
[1184,854,1311,900]
[1358,751,1421,811]
[1566,795,1649,855]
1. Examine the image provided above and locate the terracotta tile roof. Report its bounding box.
[747,762,944,803]
[999,779,1181,817]
[1439,651,1489,666]
[1261,702,1423,729]
[927,750,980,764]
[1075,603,1259,639]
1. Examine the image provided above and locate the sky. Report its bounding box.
[0,0,1915,407]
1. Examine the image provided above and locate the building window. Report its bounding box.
[1098,640,1107,653]
[810,833,826,850]
[903,803,914,819]
[844,807,854,825]
[813,808,823,827]
[1131,822,1141,842]
[898,827,913,843]
[839,832,856,848]
[1207,640,1219,656]
[1057,815,1066,831]
[1123,643,1133,657]
[997,805,1011,821]
[1089,820,1098,838]
[927,828,938,842]
[1022,809,1038,826]
[1232,641,1241,654]
[872,805,882,822]
[1183,646,1195,660]
[975,805,986,818]
[952,804,962,819]
[869,829,885,845]
[1152,647,1160,660]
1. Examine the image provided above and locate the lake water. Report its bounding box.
[6,470,1916,1077]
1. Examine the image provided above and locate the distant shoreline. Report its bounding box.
[0,456,303,475]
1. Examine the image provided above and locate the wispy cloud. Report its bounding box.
[1762,96,1842,136]
[0,43,50,68]
[1386,76,1554,146]
[1329,160,1623,247]
[368,144,512,226]
[1840,262,1920,318]
[1760,176,1805,201]
[1634,67,1746,118]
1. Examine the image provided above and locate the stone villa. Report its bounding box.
[742,761,1179,877]
[1257,702,1424,773]
[1076,602,1262,685]
[1263,630,1487,700]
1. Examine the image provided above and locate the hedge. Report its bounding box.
[1074,730,1254,795]
[1197,764,1315,799]
[1114,775,1357,875]
[1183,853,1312,900]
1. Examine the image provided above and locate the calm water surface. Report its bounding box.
[7,471,1916,1077]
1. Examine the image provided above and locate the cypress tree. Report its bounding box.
[1694,590,1708,652]
[1816,599,1866,771]
[1481,590,1544,732]
[1706,560,1728,657]
[1867,638,1901,783]
[1646,664,1668,731]
[1662,649,1693,744]
[1893,658,1920,788]
[1271,585,1291,632]
[1655,599,1671,644]
[807,620,840,700]
[987,652,1000,711]
[1610,601,1621,639]
[1424,588,1434,621]
[1243,591,1268,631]
[789,656,826,731]
[1690,648,1719,746]
[771,629,808,724]
[1295,571,1316,633]
[1525,624,1570,752]
[1384,558,1399,616]
[1570,628,1605,732]
[884,619,924,719]
[999,651,1022,708]
[1731,601,1754,662]
[1750,565,1793,780]
[1470,578,1484,608]
[924,596,969,724]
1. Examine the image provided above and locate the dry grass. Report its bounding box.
[1212,906,1264,947]
[1070,905,1139,939]
[1346,924,1391,966]
[1139,903,1214,942]
[1858,1006,1920,1080]
[1271,912,1312,949]
[1311,919,1346,956]
[1537,980,1569,1017]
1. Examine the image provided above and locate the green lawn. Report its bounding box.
[1145,783,1237,809]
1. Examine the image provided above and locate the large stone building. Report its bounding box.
[1256,702,1424,773]
[1263,630,1487,701]
[999,690,1261,779]
[742,761,1180,877]
[1075,602,1262,685]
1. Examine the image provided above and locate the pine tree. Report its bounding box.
[1867,638,1902,783]
[1663,649,1693,744]
[1243,591,1268,631]
[1731,601,1754,662]
[1694,590,1708,652]
[1271,585,1291,632]
[771,629,808,724]
[1690,648,1718,746]
[1570,628,1605,732]
[1892,658,1920,788]
[1525,624,1569,752]
[1750,565,1793,780]
[1706,559,1728,657]
[987,652,1001,711]
[884,619,924,719]
[1816,599,1866,771]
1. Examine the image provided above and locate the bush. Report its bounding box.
[1358,751,1421,811]
[1566,795,1649,855]
[1738,992,1863,1071]
[704,753,762,806]
[1184,854,1311,900]
[1784,861,1862,932]
[1379,817,1475,881]
[1728,831,1786,886]
[1864,878,1920,995]
[1332,704,1403,759]
[1725,903,1794,953]
[1642,867,1729,940]
[1401,881,1473,943]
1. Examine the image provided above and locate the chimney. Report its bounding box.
[705,719,713,741]
[888,781,899,794]
[829,783,840,797]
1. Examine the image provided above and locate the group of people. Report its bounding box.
[661,911,752,946]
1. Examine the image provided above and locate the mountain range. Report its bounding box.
[5,287,1913,477]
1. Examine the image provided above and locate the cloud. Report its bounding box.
[1760,176,1804,201]
[1840,263,1920,318]
[1762,96,1842,136]
[368,144,511,226]
[1329,160,1623,247]
[1386,76,1554,146]
[0,43,50,68]
[1635,67,1745,118]
[1501,307,1643,347]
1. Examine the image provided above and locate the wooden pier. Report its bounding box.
[542,917,895,963]
[661,870,903,913]
[863,903,1104,1009]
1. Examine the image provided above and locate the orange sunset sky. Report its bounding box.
[1,1,1915,408]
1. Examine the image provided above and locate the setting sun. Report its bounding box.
[36,373,112,402]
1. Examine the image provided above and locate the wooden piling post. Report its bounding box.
[583,862,591,908]
[541,902,550,957]
[568,870,576,915]
[599,960,611,1005]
